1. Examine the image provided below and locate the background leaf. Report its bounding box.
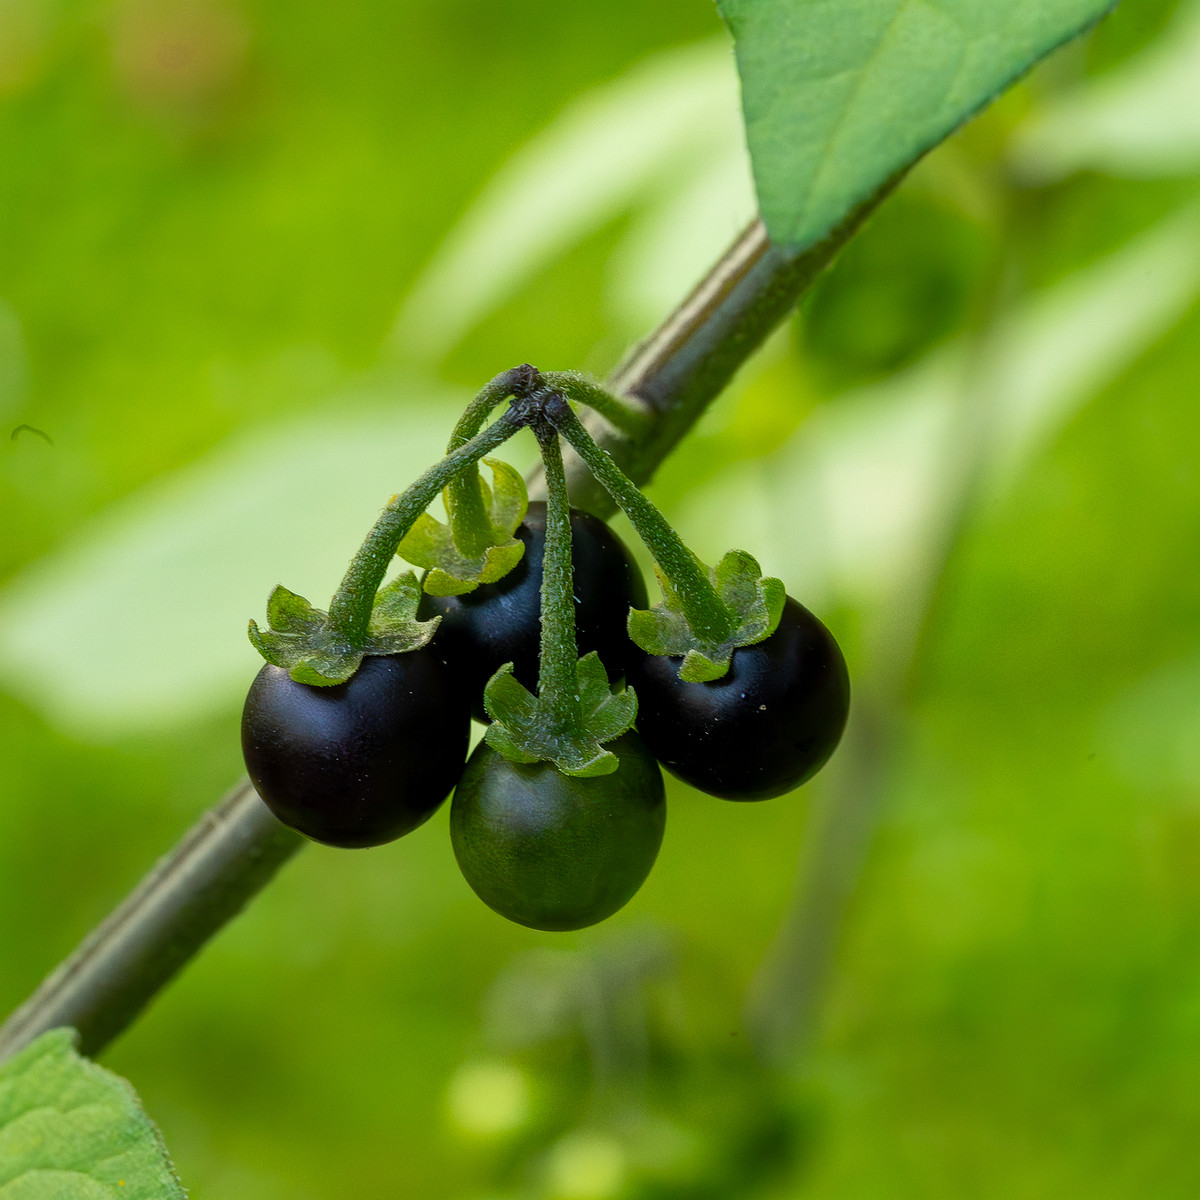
[719,0,1119,247]
[389,39,752,363]
[1012,0,1200,180]
[0,380,467,737]
[0,1028,185,1199]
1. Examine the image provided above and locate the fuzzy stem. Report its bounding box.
[444,367,532,557]
[448,365,535,450]
[445,472,495,560]
[549,399,737,645]
[325,410,523,642]
[540,371,650,440]
[533,421,580,731]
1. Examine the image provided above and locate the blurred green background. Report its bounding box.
[3,0,1200,1196]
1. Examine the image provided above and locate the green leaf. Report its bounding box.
[482,655,637,777]
[0,1028,186,1199]
[628,551,786,681]
[718,0,1119,249]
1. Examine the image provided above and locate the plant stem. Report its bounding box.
[325,409,523,643]
[0,782,301,1061]
[448,365,535,450]
[0,199,894,1064]
[445,472,494,560]
[550,399,736,646]
[540,372,650,440]
[446,365,538,556]
[541,181,902,511]
[533,420,579,731]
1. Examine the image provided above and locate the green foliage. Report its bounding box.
[0,1029,184,1198]
[718,0,1120,247]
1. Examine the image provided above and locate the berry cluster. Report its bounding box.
[241,367,850,931]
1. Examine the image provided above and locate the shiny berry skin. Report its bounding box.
[450,733,665,931]
[241,650,470,848]
[419,501,648,723]
[626,596,850,801]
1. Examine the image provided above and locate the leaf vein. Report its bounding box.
[798,0,918,225]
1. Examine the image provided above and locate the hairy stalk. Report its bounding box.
[445,365,536,556]
[327,410,523,643]
[0,192,894,1063]
[531,182,901,511]
[532,420,579,730]
[540,371,650,440]
[550,399,737,645]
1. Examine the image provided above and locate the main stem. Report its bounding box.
[325,409,523,642]
[533,420,579,731]
[549,399,736,645]
[0,194,894,1063]
[535,180,901,514]
[0,782,299,1061]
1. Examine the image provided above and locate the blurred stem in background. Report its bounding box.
[0,183,895,1064]
[747,177,1021,1064]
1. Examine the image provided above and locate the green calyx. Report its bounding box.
[482,653,638,778]
[248,573,437,686]
[395,366,539,597]
[629,549,786,682]
[397,457,528,596]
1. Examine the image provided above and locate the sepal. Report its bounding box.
[247,573,438,686]
[397,458,528,595]
[482,653,638,777]
[627,550,786,682]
